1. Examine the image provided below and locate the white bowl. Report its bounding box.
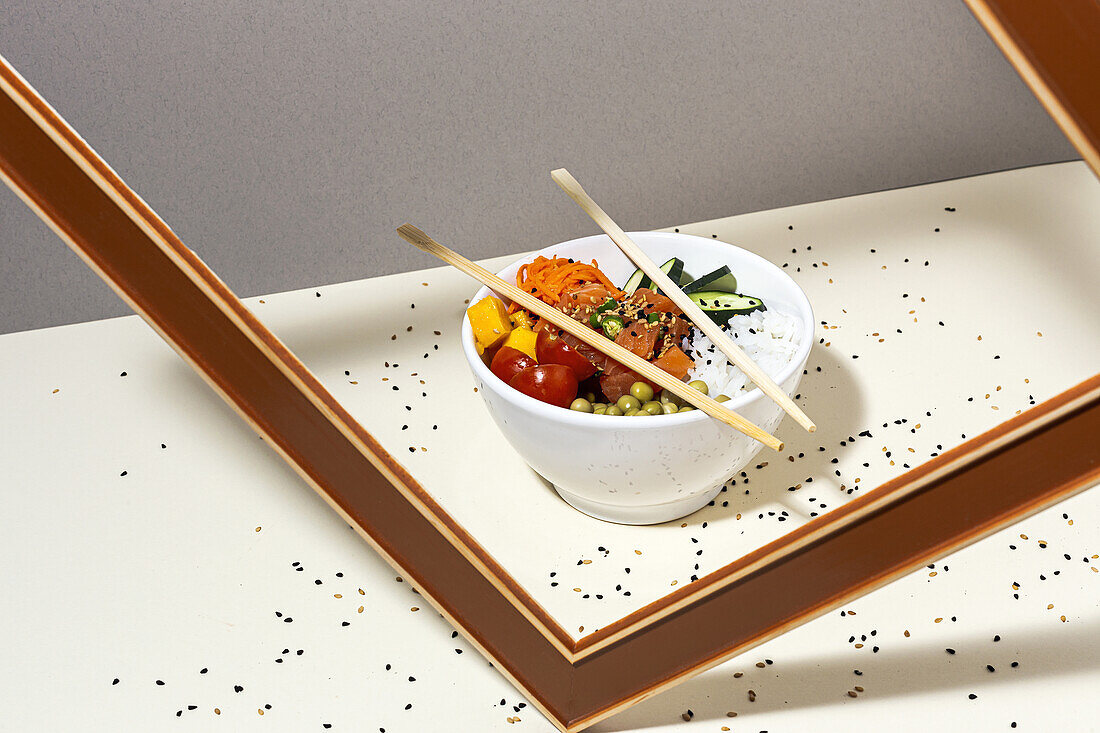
[460,232,814,525]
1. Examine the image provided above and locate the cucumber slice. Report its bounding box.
[623,257,684,295]
[623,267,646,295]
[682,266,738,295]
[651,258,684,294]
[687,291,766,324]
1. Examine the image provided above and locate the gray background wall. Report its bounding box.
[0,1,1076,334]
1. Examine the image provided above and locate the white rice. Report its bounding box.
[684,309,802,398]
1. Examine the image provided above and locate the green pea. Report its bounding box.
[632,409,650,417]
[629,381,655,402]
[659,389,682,407]
[623,407,641,416]
[661,402,678,414]
[605,405,624,416]
[616,395,641,412]
[688,380,709,395]
[678,405,695,413]
[583,391,597,403]
[592,403,607,415]
[715,394,731,403]
[570,398,593,413]
[642,401,663,415]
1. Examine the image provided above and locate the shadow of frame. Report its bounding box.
[593,616,1100,730]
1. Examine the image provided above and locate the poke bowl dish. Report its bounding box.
[460,231,813,524]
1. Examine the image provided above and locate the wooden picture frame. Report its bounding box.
[962,0,1100,174]
[2,8,1098,726]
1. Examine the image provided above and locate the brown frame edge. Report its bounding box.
[2,55,1098,732]
[0,55,577,727]
[962,0,1100,175]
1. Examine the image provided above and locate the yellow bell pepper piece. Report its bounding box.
[468,296,512,351]
[502,327,538,360]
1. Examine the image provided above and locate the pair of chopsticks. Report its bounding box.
[550,169,816,435]
[397,170,816,452]
[397,222,782,450]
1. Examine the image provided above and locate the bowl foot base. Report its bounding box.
[552,484,724,525]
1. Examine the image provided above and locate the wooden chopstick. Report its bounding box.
[550,168,817,434]
[396,224,783,451]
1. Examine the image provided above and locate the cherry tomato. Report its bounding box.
[479,340,503,368]
[536,329,597,380]
[509,364,578,408]
[490,346,536,384]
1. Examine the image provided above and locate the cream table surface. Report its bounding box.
[1,162,1097,731]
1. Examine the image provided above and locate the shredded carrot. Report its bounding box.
[510,256,624,312]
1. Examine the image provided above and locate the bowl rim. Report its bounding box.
[460,230,814,429]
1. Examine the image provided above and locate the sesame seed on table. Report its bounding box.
[0,163,1097,731]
